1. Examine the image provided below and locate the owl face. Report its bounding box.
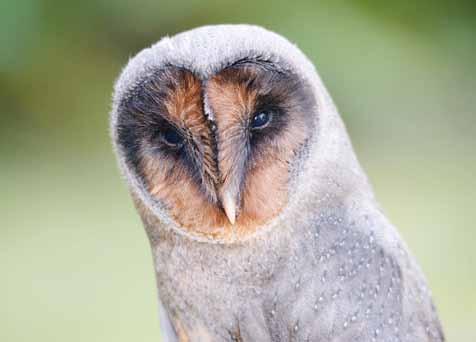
[116,60,315,239]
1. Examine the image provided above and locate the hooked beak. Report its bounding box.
[219,189,237,225]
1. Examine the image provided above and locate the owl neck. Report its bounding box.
[139,179,389,339]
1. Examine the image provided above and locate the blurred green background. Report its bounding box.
[1,0,475,341]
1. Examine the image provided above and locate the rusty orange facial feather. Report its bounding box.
[120,64,314,241]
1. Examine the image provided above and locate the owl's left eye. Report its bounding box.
[251,111,272,130]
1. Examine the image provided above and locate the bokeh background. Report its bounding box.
[1,0,475,341]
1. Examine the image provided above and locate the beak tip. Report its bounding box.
[220,190,237,225]
[224,203,236,225]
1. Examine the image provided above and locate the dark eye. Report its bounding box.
[162,128,184,147]
[251,111,272,129]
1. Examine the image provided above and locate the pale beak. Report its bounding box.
[220,189,236,225]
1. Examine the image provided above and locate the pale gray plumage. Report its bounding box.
[110,24,444,341]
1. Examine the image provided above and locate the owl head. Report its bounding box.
[111,25,368,242]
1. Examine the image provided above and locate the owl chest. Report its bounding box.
[149,221,437,342]
[152,235,301,339]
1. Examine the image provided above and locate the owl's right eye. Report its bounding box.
[162,128,184,148]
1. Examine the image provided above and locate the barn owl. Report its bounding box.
[110,25,444,341]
